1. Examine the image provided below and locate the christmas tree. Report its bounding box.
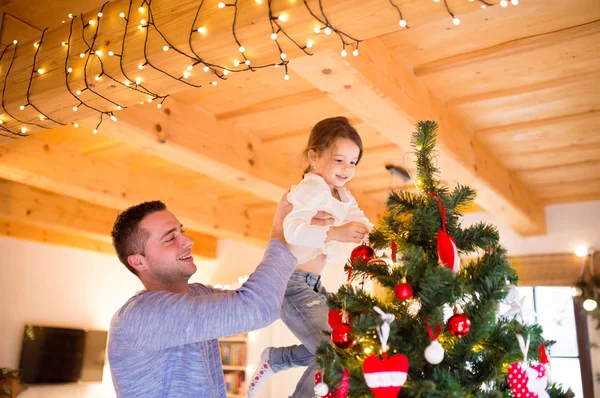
[315,121,574,398]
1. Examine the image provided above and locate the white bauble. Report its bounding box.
[314,382,329,396]
[424,340,445,365]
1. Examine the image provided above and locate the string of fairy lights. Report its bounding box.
[0,0,519,139]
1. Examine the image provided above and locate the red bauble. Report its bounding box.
[447,313,471,338]
[315,371,322,384]
[351,244,375,265]
[394,278,413,301]
[327,309,352,330]
[331,323,355,349]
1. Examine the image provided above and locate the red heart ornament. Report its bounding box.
[507,362,549,398]
[362,354,409,398]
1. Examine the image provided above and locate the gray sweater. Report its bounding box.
[108,240,297,397]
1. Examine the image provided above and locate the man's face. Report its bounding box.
[135,210,196,285]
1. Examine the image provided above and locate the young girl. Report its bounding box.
[248,116,373,397]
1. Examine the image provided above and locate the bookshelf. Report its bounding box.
[219,333,248,398]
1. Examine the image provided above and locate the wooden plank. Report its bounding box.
[0,0,499,136]
[0,179,218,258]
[0,136,271,244]
[510,252,598,286]
[414,19,600,76]
[290,41,546,236]
[0,217,116,255]
[517,160,600,187]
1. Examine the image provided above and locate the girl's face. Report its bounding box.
[309,137,361,190]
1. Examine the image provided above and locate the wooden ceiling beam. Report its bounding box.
[290,39,546,236]
[0,136,270,245]
[414,19,600,76]
[0,179,217,258]
[87,99,385,222]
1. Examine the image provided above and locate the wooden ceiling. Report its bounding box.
[0,0,598,257]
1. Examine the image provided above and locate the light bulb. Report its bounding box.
[147,98,153,103]
[88,20,95,26]
[278,13,288,22]
[245,59,250,65]
[197,27,206,34]
[80,53,86,58]
[98,12,103,17]
[157,103,162,109]
[284,74,290,80]
[280,52,287,59]
[34,42,39,48]
[140,19,147,25]
[270,33,278,40]
[239,46,245,53]
[481,4,486,8]
[0,120,3,124]
[255,0,262,3]
[138,6,144,12]
[183,71,190,78]
[135,77,141,85]
[163,45,169,51]
[138,25,143,29]
[138,64,144,70]
[37,68,44,74]
[62,42,68,46]
[73,106,78,111]
[399,19,407,27]
[76,90,82,95]
[110,115,117,122]
[511,0,519,4]
[352,49,359,56]
[218,2,225,8]
[453,17,460,25]
[314,27,321,34]
[95,50,102,56]
[187,65,193,71]
[108,51,114,56]
[39,115,45,120]
[324,27,332,35]
[500,0,508,6]
[341,49,347,57]
[67,67,73,73]
[233,60,240,67]
[223,69,229,75]
[19,105,25,110]
[583,299,598,312]
[574,246,589,257]
[95,75,101,81]
[306,40,313,48]
[21,127,27,134]
[125,81,131,87]
[73,123,79,128]
[13,40,18,44]
[211,81,217,86]
[119,12,125,18]
[203,66,210,72]
[68,13,74,18]
[117,106,122,110]
[93,129,98,134]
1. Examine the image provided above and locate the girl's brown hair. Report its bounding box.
[303,116,363,174]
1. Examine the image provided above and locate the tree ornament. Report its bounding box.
[315,371,322,384]
[507,335,550,398]
[447,308,471,338]
[331,323,355,349]
[539,343,553,383]
[362,307,409,398]
[430,193,460,274]
[314,382,329,396]
[336,367,351,398]
[327,309,352,330]
[348,244,375,280]
[391,241,397,263]
[424,317,444,365]
[394,277,413,301]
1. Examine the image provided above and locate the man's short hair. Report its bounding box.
[111,201,167,275]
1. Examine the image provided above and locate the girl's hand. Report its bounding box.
[327,221,369,243]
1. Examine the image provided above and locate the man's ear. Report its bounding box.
[127,254,147,273]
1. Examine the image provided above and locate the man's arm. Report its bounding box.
[113,194,297,351]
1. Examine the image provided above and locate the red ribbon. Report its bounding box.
[429,192,447,233]
[391,241,397,263]
[539,343,549,365]
[336,367,350,398]
[425,316,442,341]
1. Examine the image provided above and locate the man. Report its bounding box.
[107,197,333,397]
